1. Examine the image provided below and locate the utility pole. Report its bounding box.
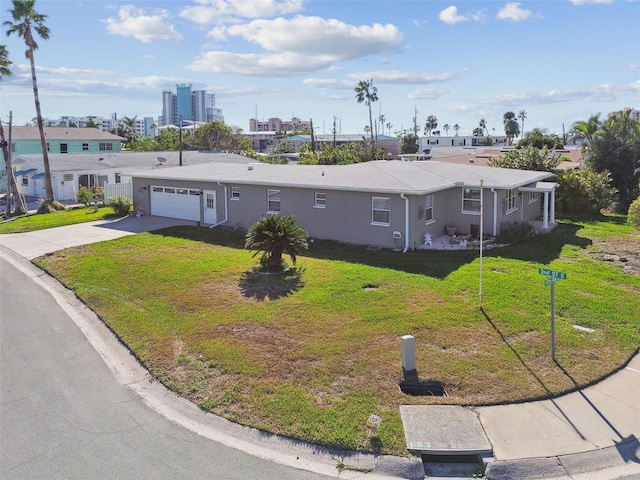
[413,106,419,136]
[333,116,337,148]
[179,115,183,166]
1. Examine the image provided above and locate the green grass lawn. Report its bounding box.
[0,206,117,234]
[34,214,640,456]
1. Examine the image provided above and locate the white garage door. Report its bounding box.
[150,186,201,221]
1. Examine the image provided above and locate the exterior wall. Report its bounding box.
[131,177,546,248]
[13,139,122,155]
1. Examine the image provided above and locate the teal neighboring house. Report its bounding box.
[9,126,125,155]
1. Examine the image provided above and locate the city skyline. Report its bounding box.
[1,0,638,136]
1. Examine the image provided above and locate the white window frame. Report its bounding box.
[462,188,481,214]
[528,191,538,204]
[63,173,74,182]
[425,195,434,224]
[504,189,518,214]
[371,196,390,226]
[114,172,121,183]
[231,186,240,200]
[314,192,326,208]
[267,189,281,213]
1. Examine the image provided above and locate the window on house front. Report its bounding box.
[314,192,326,208]
[115,173,121,183]
[82,143,89,151]
[462,188,481,213]
[425,195,434,223]
[231,186,240,200]
[99,142,113,151]
[64,174,74,182]
[372,196,390,225]
[504,189,518,213]
[11,143,16,153]
[46,142,50,152]
[528,191,537,204]
[22,177,28,186]
[267,189,281,212]
[60,143,68,154]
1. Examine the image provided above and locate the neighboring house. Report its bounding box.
[283,134,401,159]
[12,151,251,202]
[130,161,558,251]
[8,126,126,156]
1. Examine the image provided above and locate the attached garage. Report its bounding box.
[150,186,201,221]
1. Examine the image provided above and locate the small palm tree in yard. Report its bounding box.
[245,214,308,272]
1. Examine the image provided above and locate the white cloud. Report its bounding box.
[407,88,449,100]
[180,0,305,25]
[439,6,469,25]
[303,78,354,89]
[103,6,183,43]
[220,16,403,59]
[570,0,613,5]
[497,3,533,21]
[187,51,332,76]
[348,70,454,84]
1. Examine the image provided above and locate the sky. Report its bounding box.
[1,0,639,137]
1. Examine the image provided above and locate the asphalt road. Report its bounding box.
[0,256,330,480]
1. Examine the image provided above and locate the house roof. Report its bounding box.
[132,160,554,195]
[10,126,126,142]
[13,151,252,173]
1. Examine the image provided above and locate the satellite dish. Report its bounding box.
[157,157,167,164]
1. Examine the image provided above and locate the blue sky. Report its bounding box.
[1,0,639,136]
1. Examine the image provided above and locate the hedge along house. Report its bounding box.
[131,161,558,251]
[12,151,251,202]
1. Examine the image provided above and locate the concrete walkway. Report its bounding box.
[1,216,639,479]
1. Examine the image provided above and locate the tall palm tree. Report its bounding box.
[479,118,488,137]
[355,79,378,144]
[424,115,438,136]
[378,114,385,136]
[503,111,520,145]
[245,214,308,272]
[442,124,450,137]
[453,124,460,136]
[4,0,56,204]
[570,114,603,148]
[0,44,27,216]
[518,110,527,140]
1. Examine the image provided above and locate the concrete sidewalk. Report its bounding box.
[1,217,639,479]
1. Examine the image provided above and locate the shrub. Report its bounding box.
[36,199,66,214]
[497,221,535,244]
[556,169,616,214]
[108,196,133,216]
[76,186,104,206]
[628,197,640,230]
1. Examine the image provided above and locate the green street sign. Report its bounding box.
[544,278,555,286]
[539,268,567,280]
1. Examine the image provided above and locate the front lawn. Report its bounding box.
[0,206,116,234]
[34,214,640,455]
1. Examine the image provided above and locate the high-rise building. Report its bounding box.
[161,84,224,126]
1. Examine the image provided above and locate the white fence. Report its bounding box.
[104,182,133,203]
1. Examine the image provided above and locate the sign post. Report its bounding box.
[538,268,567,361]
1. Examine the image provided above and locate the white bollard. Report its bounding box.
[401,335,416,373]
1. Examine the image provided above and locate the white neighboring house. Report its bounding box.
[12,151,252,202]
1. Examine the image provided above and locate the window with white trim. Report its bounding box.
[425,195,434,223]
[314,192,326,208]
[371,196,390,225]
[99,142,113,151]
[528,191,537,204]
[504,189,517,213]
[231,186,240,200]
[82,143,89,151]
[114,173,121,183]
[64,174,74,182]
[462,188,481,213]
[267,189,281,212]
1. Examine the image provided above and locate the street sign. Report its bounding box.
[544,278,555,286]
[539,268,567,280]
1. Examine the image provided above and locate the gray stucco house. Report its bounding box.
[131,161,558,251]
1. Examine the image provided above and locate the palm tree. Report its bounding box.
[4,0,57,206]
[0,45,27,216]
[503,111,520,145]
[442,124,450,137]
[424,115,438,136]
[245,214,308,271]
[518,110,527,140]
[378,114,385,136]
[122,115,138,142]
[479,118,488,137]
[453,124,460,136]
[570,114,603,148]
[354,79,378,144]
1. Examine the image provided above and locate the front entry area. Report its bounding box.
[150,186,200,221]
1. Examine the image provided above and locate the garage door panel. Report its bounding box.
[150,186,200,221]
